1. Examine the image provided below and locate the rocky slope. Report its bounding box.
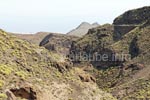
[40,33,79,55]
[69,24,117,68]
[113,6,150,41]
[110,19,150,100]
[69,6,150,100]
[67,22,99,37]
[0,29,116,100]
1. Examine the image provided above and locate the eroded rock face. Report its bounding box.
[6,83,37,100]
[54,60,73,73]
[10,88,36,100]
[113,6,150,41]
[6,90,16,100]
[79,74,96,83]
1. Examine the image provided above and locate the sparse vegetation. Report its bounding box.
[68,6,150,99]
[0,29,116,100]
[0,65,13,75]
[0,6,150,100]
[0,93,7,99]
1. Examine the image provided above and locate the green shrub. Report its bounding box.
[0,93,7,99]
[0,65,12,75]
[15,71,28,80]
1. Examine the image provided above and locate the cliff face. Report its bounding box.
[113,6,150,41]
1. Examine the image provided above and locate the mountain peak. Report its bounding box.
[92,22,99,26]
[81,22,90,25]
[77,22,91,29]
[67,22,99,37]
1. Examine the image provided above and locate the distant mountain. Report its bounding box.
[67,22,99,37]
[12,32,58,45]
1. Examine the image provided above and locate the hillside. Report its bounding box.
[110,19,150,100]
[40,33,79,55]
[0,30,116,100]
[69,6,150,100]
[69,24,115,67]
[67,22,99,37]
[95,22,150,99]
[12,32,51,45]
[14,32,79,56]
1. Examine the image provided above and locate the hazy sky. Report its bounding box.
[0,0,149,33]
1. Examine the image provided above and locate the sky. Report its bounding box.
[0,0,149,34]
